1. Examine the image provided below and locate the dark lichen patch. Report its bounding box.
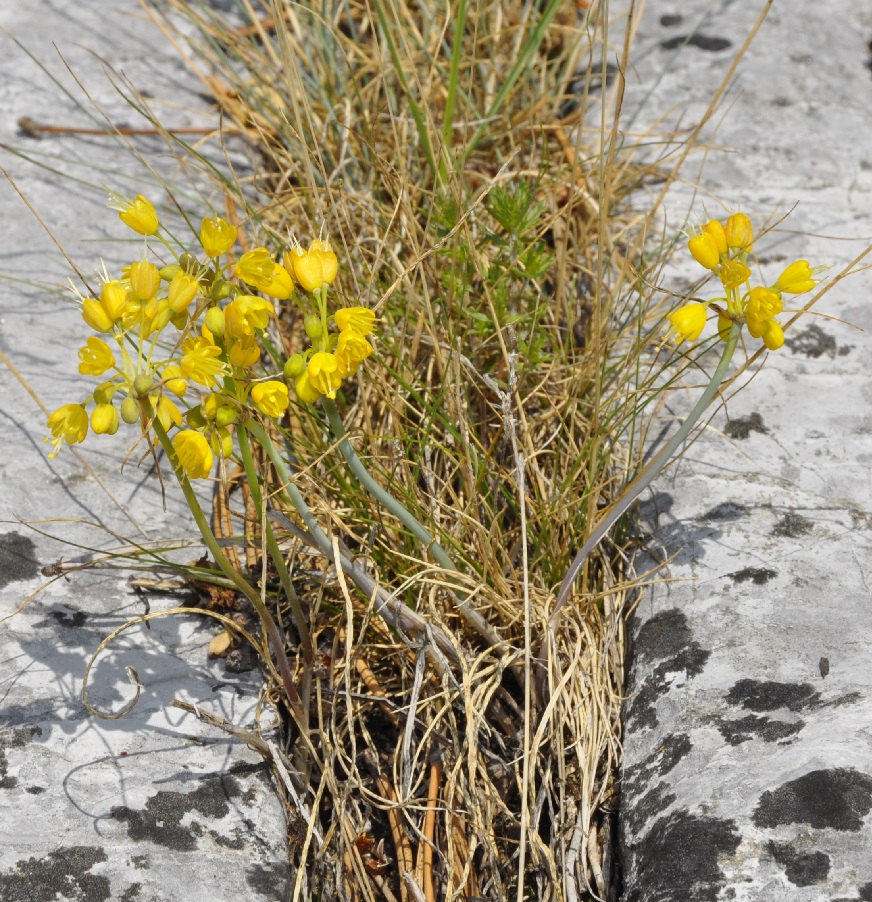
[725,412,767,440]
[110,777,235,851]
[753,768,872,831]
[771,511,814,538]
[626,611,710,730]
[726,678,820,713]
[26,785,46,794]
[130,855,149,870]
[717,714,803,746]
[119,884,142,902]
[0,845,109,902]
[656,733,693,776]
[701,501,748,522]
[785,323,837,358]
[633,609,694,664]
[624,809,741,902]
[766,841,830,886]
[246,862,292,899]
[0,531,40,588]
[861,881,872,900]
[624,783,677,836]
[727,567,778,585]
[660,14,682,26]
[660,33,732,52]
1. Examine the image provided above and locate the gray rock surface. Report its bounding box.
[0,3,289,900]
[619,2,872,900]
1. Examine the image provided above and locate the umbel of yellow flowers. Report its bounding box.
[667,212,821,351]
[45,193,377,480]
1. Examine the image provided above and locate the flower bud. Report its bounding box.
[133,374,154,397]
[160,264,183,282]
[215,406,238,428]
[703,219,728,256]
[688,232,720,270]
[120,397,141,424]
[93,381,117,405]
[283,354,307,379]
[775,260,816,295]
[725,213,753,252]
[91,403,120,435]
[303,313,323,339]
[204,306,226,337]
[186,406,208,430]
[210,279,232,301]
[82,298,114,333]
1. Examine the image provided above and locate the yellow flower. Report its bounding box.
[724,213,753,252]
[760,319,785,351]
[335,328,372,377]
[90,403,120,435]
[180,333,225,387]
[167,271,200,313]
[666,302,707,343]
[745,286,782,322]
[251,380,289,418]
[262,263,293,300]
[294,370,322,403]
[119,195,159,236]
[82,298,114,333]
[78,337,115,376]
[46,403,88,455]
[307,351,343,398]
[236,248,277,291]
[200,216,238,258]
[775,260,817,295]
[153,395,184,432]
[703,219,728,257]
[334,306,376,336]
[688,232,720,270]
[718,260,751,291]
[100,281,128,322]
[287,239,338,292]
[172,430,214,479]
[161,364,188,398]
[224,294,274,339]
[128,260,161,302]
[228,336,261,368]
[140,297,171,339]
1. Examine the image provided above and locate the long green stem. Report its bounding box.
[237,425,314,667]
[550,324,741,625]
[148,414,304,719]
[320,397,503,648]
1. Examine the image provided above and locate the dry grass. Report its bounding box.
[116,0,742,899]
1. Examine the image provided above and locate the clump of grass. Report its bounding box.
[133,0,683,898]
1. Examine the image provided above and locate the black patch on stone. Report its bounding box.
[119,884,142,902]
[660,14,682,27]
[701,501,748,522]
[0,531,40,588]
[660,33,732,52]
[724,412,767,439]
[786,323,836,358]
[626,610,710,730]
[624,809,741,902]
[26,786,46,795]
[717,714,803,746]
[819,657,830,678]
[0,726,41,790]
[753,768,872,831]
[861,881,872,900]
[726,678,820,712]
[246,861,292,899]
[656,733,693,776]
[110,776,238,851]
[0,845,109,902]
[624,783,676,836]
[766,841,830,886]
[130,855,149,870]
[728,567,778,585]
[771,511,813,537]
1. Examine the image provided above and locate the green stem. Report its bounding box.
[148,413,304,718]
[549,324,741,626]
[237,425,314,668]
[320,397,504,649]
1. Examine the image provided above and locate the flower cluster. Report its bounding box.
[667,213,821,351]
[46,194,376,479]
